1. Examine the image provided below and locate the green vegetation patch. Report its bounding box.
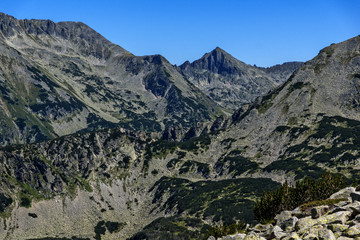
[215,150,259,177]
[179,160,210,178]
[254,173,346,223]
[275,116,360,174]
[299,198,347,211]
[144,135,211,174]
[150,177,280,225]
[255,79,292,114]
[264,157,324,180]
[0,194,12,212]
[207,222,246,239]
[128,216,210,240]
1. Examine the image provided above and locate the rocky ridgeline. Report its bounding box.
[210,186,360,240]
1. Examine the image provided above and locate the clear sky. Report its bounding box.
[1,0,359,67]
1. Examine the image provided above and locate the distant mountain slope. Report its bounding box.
[0,13,224,146]
[179,47,302,110]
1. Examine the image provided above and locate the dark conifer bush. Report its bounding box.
[253,173,346,223]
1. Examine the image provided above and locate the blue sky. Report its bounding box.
[1,0,359,67]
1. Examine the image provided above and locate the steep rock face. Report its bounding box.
[180,47,302,110]
[0,13,224,146]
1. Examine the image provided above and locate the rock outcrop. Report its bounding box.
[213,187,360,239]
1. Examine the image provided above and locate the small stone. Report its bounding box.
[311,205,329,219]
[351,192,360,202]
[207,236,216,240]
[318,229,336,240]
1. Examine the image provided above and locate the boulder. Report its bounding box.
[302,233,318,240]
[351,192,360,202]
[275,211,292,224]
[347,224,360,237]
[295,216,319,231]
[328,223,349,233]
[250,224,272,233]
[330,187,355,199]
[267,225,287,239]
[317,210,352,225]
[337,237,355,240]
[329,206,348,214]
[292,207,310,218]
[318,229,336,240]
[243,232,265,240]
[282,232,301,240]
[347,201,360,214]
[280,216,299,231]
[311,205,329,219]
[220,233,246,240]
[298,224,324,237]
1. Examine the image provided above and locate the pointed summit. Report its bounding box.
[190,46,244,74]
[179,47,301,110]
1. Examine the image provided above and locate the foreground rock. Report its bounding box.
[212,187,360,239]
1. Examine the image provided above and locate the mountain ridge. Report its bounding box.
[0,12,225,146]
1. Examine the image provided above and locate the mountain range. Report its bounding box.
[0,12,359,240]
[0,12,301,146]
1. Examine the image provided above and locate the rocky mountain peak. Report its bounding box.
[183,46,246,75]
[179,46,301,110]
[0,12,128,60]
